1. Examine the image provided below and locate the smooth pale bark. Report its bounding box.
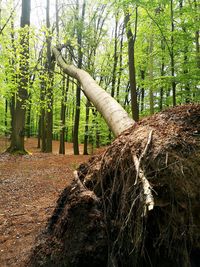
[52,48,135,137]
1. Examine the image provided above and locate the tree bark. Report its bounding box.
[116,24,124,103]
[59,75,69,154]
[170,0,176,106]
[140,69,145,112]
[179,0,190,103]
[4,99,8,136]
[83,100,90,155]
[45,0,54,153]
[149,34,154,115]
[8,0,31,154]
[159,40,165,111]
[73,0,86,155]
[53,47,135,137]
[111,15,119,98]
[194,0,200,69]
[124,7,139,122]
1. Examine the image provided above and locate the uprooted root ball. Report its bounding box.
[27,104,200,267]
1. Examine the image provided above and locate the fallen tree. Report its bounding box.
[52,47,134,137]
[26,48,200,267]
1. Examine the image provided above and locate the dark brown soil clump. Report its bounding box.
[27,104,200,267]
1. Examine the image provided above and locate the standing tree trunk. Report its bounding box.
[73,0,86,155]
[170,0,176,106]
[40,72,47,152]
[116,24,124,103]
[111,14,119,98]
[45,0,54,153]
[108,15,119,143]
[149,33,154,115]
[159,40,165,111]
[179,0,190,103]
[4,99,8,136]
[56,0,69,155]
[83,100,90,155]
[7,0,31,154]
[26,93,31,138]
[37,116,41,149]
[194,0,200,69]
[124,7,139,121]
[140,69,145,112]
[59,75,69,154]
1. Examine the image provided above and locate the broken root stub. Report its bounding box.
[28,104,200,267]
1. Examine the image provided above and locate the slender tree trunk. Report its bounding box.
[40,74,46,152]
[9,19,16,139]
[111,15,118,98]
[140,70,145,112]
[124,7,139,121]
[160,64,164,111]
[73,82,81,155]
[59,75,69,154]
[83,100,90,155]
[117,24,124,103]
[170,0,176,106]
[56,0,67,154]
[37,116,41,149]
[183,47,190,103]
[26,94,31,138]
[95,119,100,148]
[4,99,8,136]
[45,0,54,153]
[123,82,130,110]
[149,34,154,115]
[73,0,86,155]
[179,0,190,103]
[55,0,59,44]
[108,15,119,143]
[8,0,31,153]
[194,0,200,69]
[195,30,200,69]
[159,40,165,111]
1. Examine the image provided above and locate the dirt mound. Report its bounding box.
[27,104,200,267]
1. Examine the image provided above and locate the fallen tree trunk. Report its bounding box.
[52,47,135,137]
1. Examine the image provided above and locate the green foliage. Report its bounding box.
[0,0,199,152]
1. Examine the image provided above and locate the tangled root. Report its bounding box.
[28,104,200,267]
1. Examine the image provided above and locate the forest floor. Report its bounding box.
[0,137,95,267]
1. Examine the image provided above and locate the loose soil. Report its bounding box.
[28,104,200,267]
[0,138,92,267]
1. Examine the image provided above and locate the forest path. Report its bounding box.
[0,138,92,267]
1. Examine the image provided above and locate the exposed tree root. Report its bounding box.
[27,104,200,267]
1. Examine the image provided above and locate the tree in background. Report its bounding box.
[7,0,31,154]
[124,5,139,121]
[0,0,199,154]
